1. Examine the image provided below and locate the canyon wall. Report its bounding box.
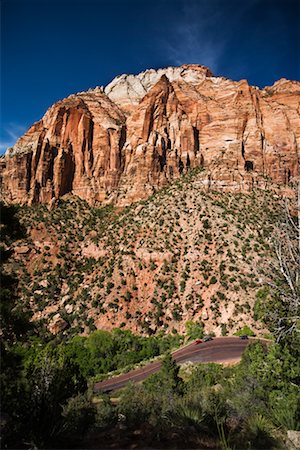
[1,64,299,206]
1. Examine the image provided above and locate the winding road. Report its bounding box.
[94,336,263,393]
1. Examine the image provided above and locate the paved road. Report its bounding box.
[94,337,261,393]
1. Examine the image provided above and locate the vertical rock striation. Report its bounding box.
[1,65,299,206]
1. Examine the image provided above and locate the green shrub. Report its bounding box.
[234,325,255,336]
[62,393,96,437]
[210,276,217,285]
[185,320,204,340]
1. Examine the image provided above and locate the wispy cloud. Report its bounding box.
[161,0,259,73]
[163,2,225,71]
[0,123,27,154]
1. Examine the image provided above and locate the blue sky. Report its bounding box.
[1,0,299,153]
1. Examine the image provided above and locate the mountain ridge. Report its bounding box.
[1,64,299,207]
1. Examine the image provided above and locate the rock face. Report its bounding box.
[1,65,299,206]
[48,314,68,335]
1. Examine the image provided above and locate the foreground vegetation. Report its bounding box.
[102,341,299,449]
[2,334,299,448]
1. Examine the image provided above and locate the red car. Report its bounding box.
[194,339,203,344]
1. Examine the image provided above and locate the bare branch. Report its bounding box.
[265,180,300,341]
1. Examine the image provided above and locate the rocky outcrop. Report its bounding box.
[104,64,213,114]
[1,90,127,205]
[286,431,300,450]
[48,313,68,334]
[1,65,299,206]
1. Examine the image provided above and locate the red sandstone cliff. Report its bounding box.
[1,65,299,205]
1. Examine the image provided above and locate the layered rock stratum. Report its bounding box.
[1,64,299,205]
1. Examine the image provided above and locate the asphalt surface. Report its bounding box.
[94,336,261,393]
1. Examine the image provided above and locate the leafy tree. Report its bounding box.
[145,353,182,396]
[160,353,181,389]
[186,363,225,391]
[228,341,300,433]
[185,320,204,340]
[95,394,117,429]
[61,393,96,439]
[22,345,87,447]
[117,383,151,428]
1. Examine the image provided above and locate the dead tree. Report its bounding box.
[269,180,300,341]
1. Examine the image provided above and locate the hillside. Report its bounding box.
[7,168,281,337]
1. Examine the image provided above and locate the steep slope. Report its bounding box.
[1,90,126,205]
[1,65,299,206]
[8,169,280,337]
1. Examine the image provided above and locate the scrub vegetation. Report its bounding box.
[1,174,299,449]
[4,169,283,338]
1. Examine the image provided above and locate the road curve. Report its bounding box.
[94,337,262,393]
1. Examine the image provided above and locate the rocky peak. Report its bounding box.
[1,64,299,207]
[104,64,214,113]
